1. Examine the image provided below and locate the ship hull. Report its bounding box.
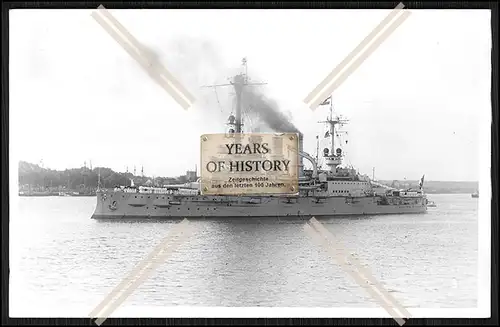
[91,191,427,219]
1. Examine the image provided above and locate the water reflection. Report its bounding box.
[10,194,479,314]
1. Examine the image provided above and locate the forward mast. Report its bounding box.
[317,98,349,173]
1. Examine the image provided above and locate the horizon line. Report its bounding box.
[17,160,480,184]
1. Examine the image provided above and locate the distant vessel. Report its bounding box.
[18,191,54,197]
[426,199,437,207]
[91,59,428,219]
[471,191,479,198]
[69,191,96,197]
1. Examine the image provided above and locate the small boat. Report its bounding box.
[471,191,479,198]
[426,199,437,207]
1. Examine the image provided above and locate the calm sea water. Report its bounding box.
[9,194,479,317]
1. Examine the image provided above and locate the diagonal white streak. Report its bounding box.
[307,218,411,317]
[95,5,196,104]
[91,5,196,110]
[304,224,407,326]
[304,3,410,110]
[89,218,194,325]
[303,2,405,104]
[89,219,190,317]
[308,10,411,110]
[304,217,411,326]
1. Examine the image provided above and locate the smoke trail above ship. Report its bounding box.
[141,37,233,128]
[144,37,301,135]
[240,88,301,134]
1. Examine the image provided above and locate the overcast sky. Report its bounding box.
[10,8,491,181]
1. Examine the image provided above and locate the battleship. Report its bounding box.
[91,60,428,219]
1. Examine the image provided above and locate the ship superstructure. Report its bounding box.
[91,59,427,219]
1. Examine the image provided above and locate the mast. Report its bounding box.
[329,99,335,155]
[233,73,244,133]
[97,167,102,191]
[315,135,319,163]
[201,58,266,134]
[318,96,349,173]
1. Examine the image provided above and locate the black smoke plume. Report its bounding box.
[241,88,300,134]
[141,37,300,134]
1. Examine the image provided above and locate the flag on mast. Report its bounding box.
[419,174,425,189]
[319,96,332,106]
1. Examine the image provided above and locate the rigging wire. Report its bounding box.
[213,87,224,112]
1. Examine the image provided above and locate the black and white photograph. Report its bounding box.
[7,4,492,323]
